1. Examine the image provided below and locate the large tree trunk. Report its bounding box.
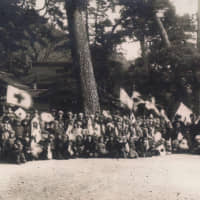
[154,13,171,48]
[65,0,100,114]
[196,0,200,115]
[85,0,90,42]
[94,0,100,46]
[140,34,149,74]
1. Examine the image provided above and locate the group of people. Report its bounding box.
[0,106,200,164]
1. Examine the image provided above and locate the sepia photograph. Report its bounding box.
[0,0,200,199]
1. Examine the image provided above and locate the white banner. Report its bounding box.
[145,100,160,115]
[120,88,133,110]
[175,102,193,123]
[6,85,32,109]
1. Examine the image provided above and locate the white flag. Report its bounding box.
[15,108,27,120]
[130,112,136,124]
[40,112,54,123]
[120,88,133,110]
[160,109,170,123]
[131,91,141,99]
[175,102,193,123]
[102,110,112,119]
[145,100,160,115]
[6,85,32,109]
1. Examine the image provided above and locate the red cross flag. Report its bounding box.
[6,85,32,109]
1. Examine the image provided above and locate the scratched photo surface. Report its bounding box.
[0,0,200,200]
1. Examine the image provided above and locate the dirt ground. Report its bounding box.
[0,154,200,200]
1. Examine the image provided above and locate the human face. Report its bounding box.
[78,113,84,120]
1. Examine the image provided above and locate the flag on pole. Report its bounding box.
[131,91,142,99]
[145,100,160,115]
[160,109,170,123]
[131,90,145,111]
[6,85,32,109]
[175,102,193,124]
[102,110,112,119]
[120,88,133,110]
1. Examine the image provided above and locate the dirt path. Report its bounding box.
[0,154,200,200]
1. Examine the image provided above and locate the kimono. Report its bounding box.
[93,122,101,137]
[31,116,42,143]
[87,118,94,136]
[128,136,138,158]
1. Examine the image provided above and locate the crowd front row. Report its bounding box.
[0,108,200,164]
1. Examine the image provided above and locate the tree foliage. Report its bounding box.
[1,0,200,114]
[0,0,70,76]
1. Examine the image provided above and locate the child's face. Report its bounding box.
[63,135,68,142]
[88,136,92,142]
[58,134,62,140]
[77,123,82,128]
[26,113,31,119]
[59,114,63,118]
[25,137,30,142]
[176,122,181,128]
[76,136,82,142]
[58,123,63,128]
[33,122,38,128]
[10,133,15,138]
[78,114,83,120]
[100,137,104,143]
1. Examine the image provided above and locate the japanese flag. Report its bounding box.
[40,112,54,122]
[15,108,27,120]
[6,85,32,109]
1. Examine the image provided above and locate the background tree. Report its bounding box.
[1,0,200,116]
[65,0,100,114]
[0,0,69,76]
